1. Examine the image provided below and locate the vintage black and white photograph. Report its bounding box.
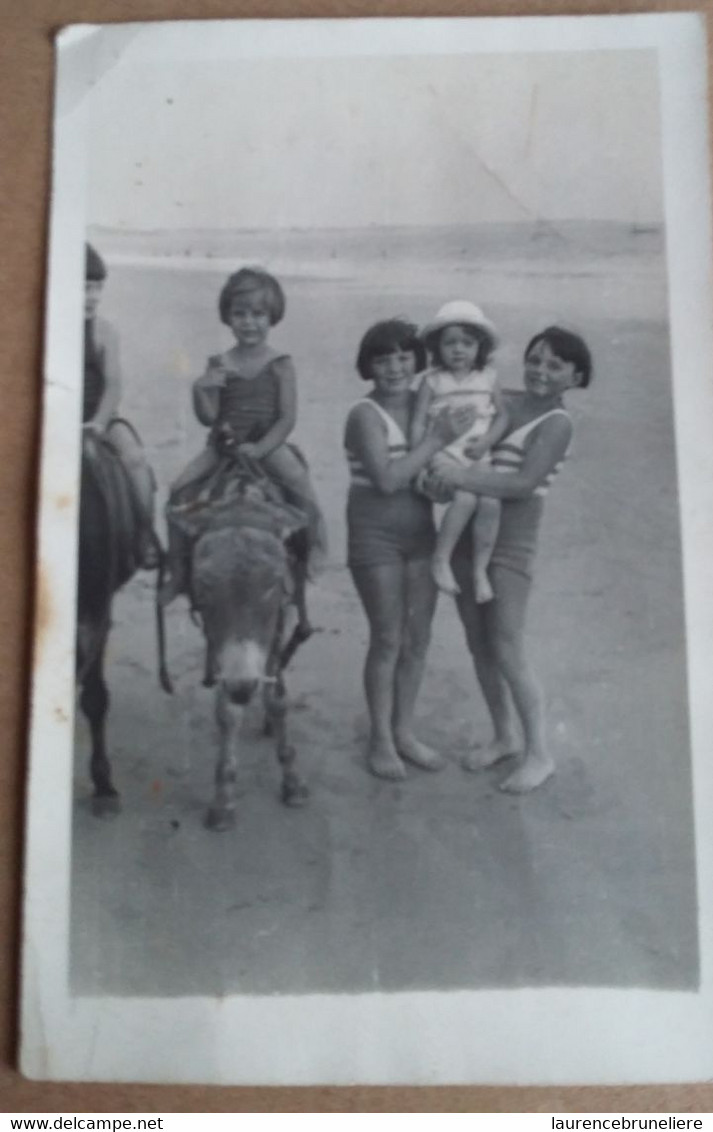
[21,14,713,1085]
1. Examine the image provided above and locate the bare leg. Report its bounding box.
[107,421,155,519]
[471,496,502,604]
[392,557,444,770]
[205,684,243,830]
[169,445,219,496]
[106,421,159,568]
[350,562,408,780]
[452,555,521,771]
[160,447,222,602]
[488,567,553,792]
[262,447,328,576]
[431,491,479,596]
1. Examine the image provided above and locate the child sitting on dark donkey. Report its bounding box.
[160,267,328,607]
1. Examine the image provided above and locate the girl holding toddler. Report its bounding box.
[412,300,509,602]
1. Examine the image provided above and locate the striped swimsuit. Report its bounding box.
[345,397,436,569]
[456,406,571,581]
[492,408,570,496]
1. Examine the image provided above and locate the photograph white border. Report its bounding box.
[21,12,713,1085]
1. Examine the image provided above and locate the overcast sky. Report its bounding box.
[88,49,662,230]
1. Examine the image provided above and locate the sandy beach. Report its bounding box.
[70,222,698,996]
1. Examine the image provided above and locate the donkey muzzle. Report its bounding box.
[226,678,259,705]
[217,640,268,705]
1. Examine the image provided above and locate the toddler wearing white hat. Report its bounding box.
[412,300,510,600]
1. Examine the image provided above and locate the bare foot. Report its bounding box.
[431,557,460,596]
[368,742,407,781]
[474,570,494,603]
[500,756,554,794]
[395,734,446,772]
[461,738,520,773]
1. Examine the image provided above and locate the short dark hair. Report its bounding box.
[85,243,107,281]
[356,319,426,381]
[524,326,593,388]
[425,323,495,372]
[218,267,285,326]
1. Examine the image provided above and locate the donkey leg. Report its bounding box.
[81,654,120,817]
[278,564,315,673]
[203,641,216,688]
[264,678,309,807]
[293,558,312,636]
[205,684,242,831]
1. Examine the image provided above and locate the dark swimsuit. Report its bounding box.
[453,405,571,584]
[212,358,283,445]
[345,397,436,569]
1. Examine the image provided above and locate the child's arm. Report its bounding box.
[434,413,572,499]
[463,382,509,461]
[192,356,225,426]
[410,376,434,446]
[86,318,121,431]
[346,400,468,496]
[240,357,297,459]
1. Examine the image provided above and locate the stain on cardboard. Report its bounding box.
[34,566,53,669]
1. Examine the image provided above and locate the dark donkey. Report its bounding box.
[158,452,314,831]
[77,429,161,814]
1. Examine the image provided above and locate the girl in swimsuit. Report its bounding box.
[161,267,327,603]
[344,318,473,781]
[431,326,592,793]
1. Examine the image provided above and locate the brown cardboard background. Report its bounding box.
[2,0,712,1112]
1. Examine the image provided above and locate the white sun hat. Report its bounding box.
[421,300,499,346]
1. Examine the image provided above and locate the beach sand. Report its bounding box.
[70,224,698,995]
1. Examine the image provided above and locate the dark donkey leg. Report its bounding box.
[81,647,121,816]
[264,675,309,807]
[263,563,312,737]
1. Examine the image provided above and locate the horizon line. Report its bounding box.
[89,218,664,235]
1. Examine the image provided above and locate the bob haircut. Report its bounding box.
[218,267,286,327]
[356,318,426,381]
[425,323,495,372]
[524,326,593,388]
[85,243,107,282]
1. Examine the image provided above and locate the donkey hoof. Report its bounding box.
[281,776,309,807]
[204,805,235,832]
[91,791,121,818]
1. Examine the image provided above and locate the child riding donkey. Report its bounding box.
[160,267,328,606]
